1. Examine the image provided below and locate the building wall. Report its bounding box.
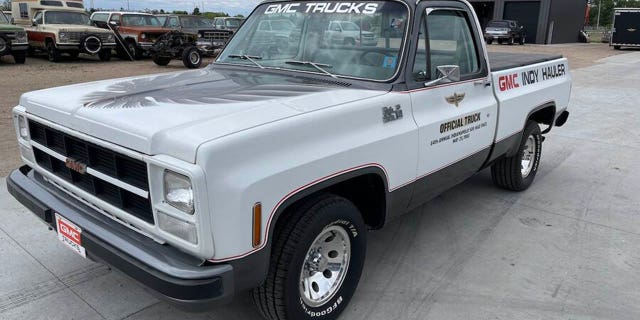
[468,0,586,44]
[547,0,588,43]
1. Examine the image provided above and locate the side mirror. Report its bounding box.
[425,65,460,86]
[32,19,38,26]
[109,20,120,27]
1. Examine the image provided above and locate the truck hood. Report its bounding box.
[44,24,111,33]
[20,66,386,163]
[0,25,25,32]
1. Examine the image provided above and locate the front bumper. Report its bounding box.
[10,44,29,52]
[7,166,235,310]
[57,43,117,52]
[485,34,510,40]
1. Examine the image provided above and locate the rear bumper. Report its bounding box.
[7,166,235,311]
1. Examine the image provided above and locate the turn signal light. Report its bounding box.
[252,203,262,248]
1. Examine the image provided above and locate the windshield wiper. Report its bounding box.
[228,54,265,69]
[285,60,337,78]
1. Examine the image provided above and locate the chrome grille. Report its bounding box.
[203,30,232,42]
[63,32,113,43]
[29,120,154,224]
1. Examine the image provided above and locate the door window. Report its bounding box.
[109,14,121,24]
[426,9,479,79]
[34,12,44,25]
[168,17,180,28]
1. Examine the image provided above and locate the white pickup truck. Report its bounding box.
[7,1,571,319]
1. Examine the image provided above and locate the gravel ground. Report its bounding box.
[0,43,627,176]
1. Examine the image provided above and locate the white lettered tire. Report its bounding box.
[253,194,367,320]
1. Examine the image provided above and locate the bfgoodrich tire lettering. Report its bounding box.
[491,121,542,191]
[253,194,367,320]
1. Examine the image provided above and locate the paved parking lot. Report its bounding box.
[1,48,640,319]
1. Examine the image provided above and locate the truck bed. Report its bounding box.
[489,52,563,72]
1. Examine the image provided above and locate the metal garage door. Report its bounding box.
[503,1,541,43]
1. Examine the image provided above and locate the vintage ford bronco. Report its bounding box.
[8,1,571,320]
[0,10,28,64]
[13,0,115,62]
[90,12,171,60]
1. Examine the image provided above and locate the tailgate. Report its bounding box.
[491,57,571,142]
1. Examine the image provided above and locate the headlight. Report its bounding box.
[17,115,29,140]
[59,32,69,42]
[15,31,28,43]
[163,170,194,214]
[198,33,203,38]
[106,33,115,42]
[140,33,146,40]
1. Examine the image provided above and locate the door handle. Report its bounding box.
[474,78,491,87]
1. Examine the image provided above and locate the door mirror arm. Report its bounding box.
[424,65,460,87]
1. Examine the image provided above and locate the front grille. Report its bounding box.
[29,120,154,224]
[63,32,113,43]
[203,30,232,42]
[4,32,16,40]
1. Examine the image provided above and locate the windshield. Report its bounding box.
[225,18,242,28]
[122,14,162,27]
[217,1,408,81]
[180,16,214,28]
[0,13,9,24]
[45,11,90,25]
[487,21,509,28]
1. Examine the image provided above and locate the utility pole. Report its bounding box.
[596,0,601,30]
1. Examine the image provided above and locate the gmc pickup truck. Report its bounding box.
[7,1,571,320]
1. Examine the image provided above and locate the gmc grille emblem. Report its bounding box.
[65,158,87,174]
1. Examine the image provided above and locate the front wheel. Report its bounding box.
[46,42,61,62]
[491,121,542,191]
[486,38,493,45]
[153,55,172,66]
[253,194,367,320]
[182,46,202,69]
[98,49,112,61]
[13,51,27,64]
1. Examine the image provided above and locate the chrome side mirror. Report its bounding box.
[425,65,460,86]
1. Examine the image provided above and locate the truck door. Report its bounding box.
[407,2,498,207]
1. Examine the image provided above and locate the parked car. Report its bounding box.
[611,8,640,50]
[0,10,28,63]
[156,14,232,55]
[90,11,170,59]
[213,17,244,33]
[484,20,526,45]
[324,20,378,46]
[13,0,115,62]
[8,1,571,319]
[149,30,204,68]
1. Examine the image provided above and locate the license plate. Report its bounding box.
[55,213,86,258]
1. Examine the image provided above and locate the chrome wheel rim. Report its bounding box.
[189,51,200,64]
[299,225,351,307]
[521,135,537,178]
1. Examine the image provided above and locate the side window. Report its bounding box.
[34,12,43,25]
[426,9,479,79]
[412,18,428,81]
[109,14,121,24]
[168,17,179,28]
[19,3,29,18]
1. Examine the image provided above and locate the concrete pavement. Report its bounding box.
[1,51,639,320]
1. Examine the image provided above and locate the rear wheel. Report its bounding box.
[253,194,367,320]
[153,55,172,66]
[491,121,543,191]
[13,51,27,64]
[125,41,142,60]
[182,46,202,68]
[508,36,515,45]
[519,35,526,45]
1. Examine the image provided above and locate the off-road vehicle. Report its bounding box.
[149,30,203,68]
[157,14,232,55]
[0,9,28,64]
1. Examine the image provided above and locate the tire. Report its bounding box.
[13,51,27,64]
[498,39,504,45]
[519,35,526,45]
[98,49,112,61]
[343,38,356,46]
[153,55,171,66]
[253,194,367,320]
[126,41,142,60]
[27,47,35,57]
[181,46,202,69]
[491,121,542,191]
[486,39,493,45]
[508,37,515,45]
[46,41,61,62]
[0,37,7,55]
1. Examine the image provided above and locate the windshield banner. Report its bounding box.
[265,2,380,15]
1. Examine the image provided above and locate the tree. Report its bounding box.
[192,7,201,15]
[234,14,245,18]
[589,0,640,27]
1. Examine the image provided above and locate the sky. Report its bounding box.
[90,0,262,16]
